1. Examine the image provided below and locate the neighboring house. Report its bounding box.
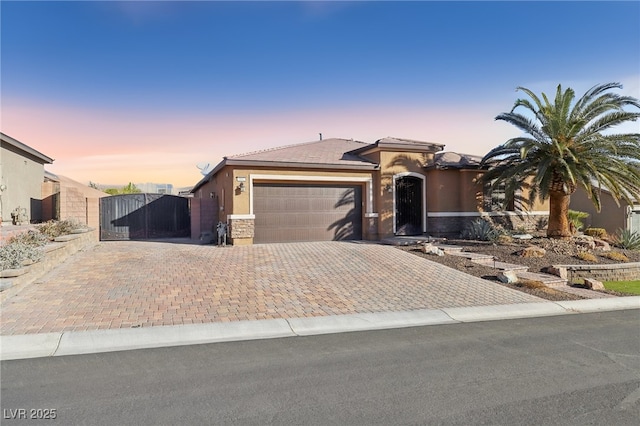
[191,137,549,245]
[570,187,640,235]
[0,132,54,225]
[42,171,108,232]
[135,182,175,194]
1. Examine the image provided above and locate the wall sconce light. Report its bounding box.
[237,182,245,192]
[385,184,393,193]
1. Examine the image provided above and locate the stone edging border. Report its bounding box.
[548,262,640,282]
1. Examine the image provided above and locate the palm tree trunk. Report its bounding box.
[547,190,572,238]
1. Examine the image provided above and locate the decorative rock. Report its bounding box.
[576,240,596,250]
[593,239,611,252]
[498,270,519,284]
[517,246,546,258]
[542,266,568,280]
[584,278,605,291]
[512,234,533,240]
[421,243,445,256]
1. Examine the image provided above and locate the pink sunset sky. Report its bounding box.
[2,2,639,189]
[3,97,527,188]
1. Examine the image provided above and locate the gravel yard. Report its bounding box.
[398,236,640,301]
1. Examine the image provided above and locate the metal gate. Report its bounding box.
[100,193,190,241]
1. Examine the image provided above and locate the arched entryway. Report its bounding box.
[394,174,424,236]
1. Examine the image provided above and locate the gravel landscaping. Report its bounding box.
[398,236,640,301]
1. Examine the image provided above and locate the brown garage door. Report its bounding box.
[253,183,362,243]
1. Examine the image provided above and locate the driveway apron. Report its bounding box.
[0,241,542,335]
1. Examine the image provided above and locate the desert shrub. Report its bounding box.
[516,279,545,289]
[584,228,607,239]
[575,251,598,262]
[461,219,502,241]
[0,242,44,270]
[567,210,589,234]
[613,229,640,251]
[8,230,49,247]
[36,219,80,240]
[600,251,629,262]
[496,234,513,245]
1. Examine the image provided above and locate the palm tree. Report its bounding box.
[481,82,640,238]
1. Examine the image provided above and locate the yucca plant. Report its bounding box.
[461,219,502,241]
[614,229,640,250]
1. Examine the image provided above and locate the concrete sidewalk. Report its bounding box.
[3,298,639,360]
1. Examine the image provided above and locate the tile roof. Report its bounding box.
[227,138,377,167]
[427,151,484,169]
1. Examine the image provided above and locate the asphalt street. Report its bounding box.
[2,310,639,425]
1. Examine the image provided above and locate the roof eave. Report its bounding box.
[190,158,227,193]
[1,132,54,164]
[225,158,380,170]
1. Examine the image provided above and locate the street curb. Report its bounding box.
[441,302,569,322]
[54,318,294,357]
[2,297,639,361]
[287,308,458,336]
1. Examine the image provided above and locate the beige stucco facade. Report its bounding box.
[191,137,551,245]
[570,187,640,235]
[1,133,54,224]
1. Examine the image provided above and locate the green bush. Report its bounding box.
[614,229,640,251]
[567,210,589,234]
[461,219,502,241]
[0,242,44,270]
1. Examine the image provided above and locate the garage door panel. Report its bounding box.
[254,184,362,243]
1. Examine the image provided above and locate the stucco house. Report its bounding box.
[191,137,549,245]
[0,132,54,225]
[570,187,640,235]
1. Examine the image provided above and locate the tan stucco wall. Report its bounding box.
[211,166,378,244]
[376,151,433,237]
[1,144,46,223]
[570,187,629,234]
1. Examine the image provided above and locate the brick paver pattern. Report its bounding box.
[1,241,543,335]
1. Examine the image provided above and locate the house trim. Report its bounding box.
[248,174,376,217]
[428,211,549,217]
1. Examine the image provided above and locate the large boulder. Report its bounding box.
[421,243,444,256]
[498,270,519,284]
[584,278,605,291]
[593,239,611,252]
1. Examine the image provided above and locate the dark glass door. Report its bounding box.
[395,176,423,236]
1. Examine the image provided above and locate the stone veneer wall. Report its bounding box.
[229,218,255,241]
[557,263,640,282]
[427,214,549,238]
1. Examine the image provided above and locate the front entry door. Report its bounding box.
[395,176,423,236]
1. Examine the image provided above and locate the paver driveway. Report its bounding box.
[1,241,543,335]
